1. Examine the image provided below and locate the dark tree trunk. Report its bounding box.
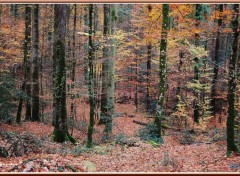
[100,4,111,126]
[226,4,239,155]
[211,4,223,117]
[16,5,32,124]
[193,4,202,124]
[25,5,32,121]
[87,4,95,148]
[146,44,152,113]
[31,4,40,122]
[52,4,76,144]
[146,4,152,113]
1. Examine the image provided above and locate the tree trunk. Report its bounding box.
[16,5,32,124]
[10,4,18,18]
[211,4,223,117]
[226,4,239,154]
[193,4,202,124]
[146,4,152,113]
[52,4,76,144]
[70,4,77,134]
[87,4,95,148]
[155,4,169,137]
[31,4,40,122]
[84,5,89,82]
[99,4,117,139]
[100,4,111,126]
[146,44,152,113]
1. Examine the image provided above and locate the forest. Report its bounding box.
[0,3,240,172]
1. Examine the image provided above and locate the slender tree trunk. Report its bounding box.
[146,4,152,113]
[211,4,223,117]
[84,5,89,82]
[87,4,95,148]
[146,44,152,112]
[52,4,76,144]
[135,52,138,112]
[193,4,202,124]
[32,4,40,122]
[16,5,32,124]
[70,4,77,134]
[155,4,169,137]
[25,5,32,121]
[226,4,239,154]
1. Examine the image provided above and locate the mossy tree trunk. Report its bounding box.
[31,4,40,122]
[193,4,202,124]
[99,4,117,139]
[52,4,76,144]
[70,4,77,134]
[226,4,239,155]
[16,5,31,124]
[211,4,223,117]
[100,4,110,126]
[87,4,95,148]
[155,4,169,137]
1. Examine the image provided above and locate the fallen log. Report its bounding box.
[132,120,147,126]
[132,120,180,131]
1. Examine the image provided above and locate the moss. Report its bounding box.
[52,128,66,143]
[67,132,77,144]
[52,128,77,144]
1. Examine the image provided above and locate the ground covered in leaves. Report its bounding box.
[0,104,239,172]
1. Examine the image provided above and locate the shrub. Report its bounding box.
[0,74,17,123]
[138,122,163,144]
[178,129,194,145]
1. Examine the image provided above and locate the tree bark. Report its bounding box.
[211,4,223,117]
[16,5,32,123]
[87,4,95,148]
[99,4,117,138]
[226,4,239,154]
[31,4,40,122]
[70,4,77,134]
[146,4,152,113]
[52,4,76,144]
[193,4,202,124]
[155,4,169,137]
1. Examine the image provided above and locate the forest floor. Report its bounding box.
[0,103,239,172]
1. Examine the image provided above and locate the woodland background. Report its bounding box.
[0,4,239,172]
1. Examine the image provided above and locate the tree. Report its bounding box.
[193,4,203,124]
[16,5,31,124]
[226,4,239,155]
[70,4,77,134]
[87,4,95,148]
[10,4,18,18]
[155,4,170,137]
[31,4,40,122]
[146,4,152,113]
[211,4,223,117]
[52,4,76,144]
[99,4,117,139]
